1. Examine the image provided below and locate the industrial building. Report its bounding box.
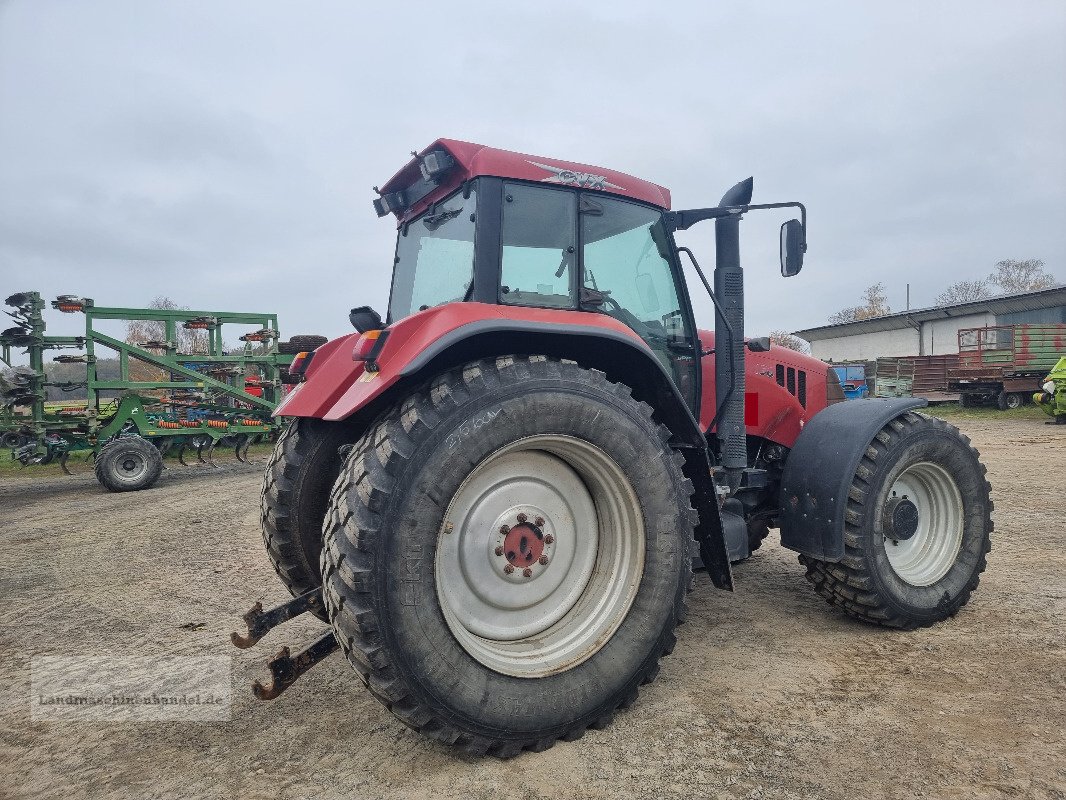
[794,285,1066,362]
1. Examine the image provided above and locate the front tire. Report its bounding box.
[799,412,992,629]
[320,356,695,757]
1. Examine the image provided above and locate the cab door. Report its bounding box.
[579,194,700,412]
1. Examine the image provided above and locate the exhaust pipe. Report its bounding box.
[714,177,753,492]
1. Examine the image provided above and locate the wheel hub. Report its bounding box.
[882,462,964,586]
[435,435,645,678]
[498,514,554,576]
[883,496,919,541]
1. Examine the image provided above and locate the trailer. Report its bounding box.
[948,324,1066,409]
[0,291,322,489]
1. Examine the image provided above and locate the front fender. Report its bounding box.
[779,397,927,560]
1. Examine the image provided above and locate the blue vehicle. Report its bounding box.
[832,364,870,400]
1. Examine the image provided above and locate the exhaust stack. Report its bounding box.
[714,177,753,491]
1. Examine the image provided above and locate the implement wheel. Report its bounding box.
[261,418,352,614]
[800,412,993,629]
[320,356,695,757]
[94,436,163,492]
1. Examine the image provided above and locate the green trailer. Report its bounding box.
[1,291,321,490]
[948,324,1066,410]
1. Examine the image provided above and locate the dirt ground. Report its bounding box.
[1,414,1063,800]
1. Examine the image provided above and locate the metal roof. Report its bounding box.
[793,285,1066,341]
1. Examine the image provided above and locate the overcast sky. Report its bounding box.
[1,1,1063,347]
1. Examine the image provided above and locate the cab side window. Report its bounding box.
[581,195,697,408]
[581,196,688,342]
[500,184,577,308]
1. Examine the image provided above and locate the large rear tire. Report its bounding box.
[94,436,163,492]
[261,418,351,612]
[799,412,992,629]
[320,356,695,757]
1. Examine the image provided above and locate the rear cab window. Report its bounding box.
[388,186,477,322]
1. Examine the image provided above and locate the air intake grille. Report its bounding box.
[775,363,808,408]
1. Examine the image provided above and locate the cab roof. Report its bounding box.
[378,138,672,224]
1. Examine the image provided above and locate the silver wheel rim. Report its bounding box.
[883,462,964,586]
[116,449,149,482]
[1005,393,1022,409]
[435,435,645,678]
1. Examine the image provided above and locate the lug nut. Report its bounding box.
[535,517,544,527]
[495,546,504,557]
[517,513,528,523]
[499,525,510,534]
[544,534,555,544]
[539,555,549,565]
[504,564,515,574]
[522,568,533,578]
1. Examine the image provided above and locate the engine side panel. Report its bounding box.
[697,330,832,448]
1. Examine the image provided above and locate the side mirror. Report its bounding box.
[780,219,805,277]
[349,305,383,333]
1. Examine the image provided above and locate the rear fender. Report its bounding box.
[276,303,732,588]
[779,398,927,560]
[283,303,707,448]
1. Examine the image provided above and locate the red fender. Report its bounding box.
[275,303,649,422]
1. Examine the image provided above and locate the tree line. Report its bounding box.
[828,259,1057,324]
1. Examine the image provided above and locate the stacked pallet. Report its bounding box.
[873,357,915,398]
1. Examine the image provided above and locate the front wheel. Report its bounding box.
[800,412,992,629]
[320,356,695,757]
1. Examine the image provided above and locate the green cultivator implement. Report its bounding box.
[0,291,320,490]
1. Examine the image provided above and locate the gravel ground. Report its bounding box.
[1,415,1063,800]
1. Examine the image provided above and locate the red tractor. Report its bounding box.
[235,140,993,757]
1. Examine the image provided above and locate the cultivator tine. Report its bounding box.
[59,451,72,475]
[252,633,339,701]
[231,589,324,649]
[177,441,190,466]
[195,440,207,464]
[205,438,220,468]
[157,439,172,469]
[234,434,250,463]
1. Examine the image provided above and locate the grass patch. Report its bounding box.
[0,442,274,480]
[921,402,1047,422]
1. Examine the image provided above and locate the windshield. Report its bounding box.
[387,186,477,322]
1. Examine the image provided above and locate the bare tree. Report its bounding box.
[987,259,1056,294]
[125,297,209,384]
[768,330,809,352]
[934,279,990,306]
[828,282,891,324]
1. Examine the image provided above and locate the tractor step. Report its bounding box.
[252,633,339,701]
[230,588,325,649]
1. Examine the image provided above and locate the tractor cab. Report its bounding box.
[379,140,701,409]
